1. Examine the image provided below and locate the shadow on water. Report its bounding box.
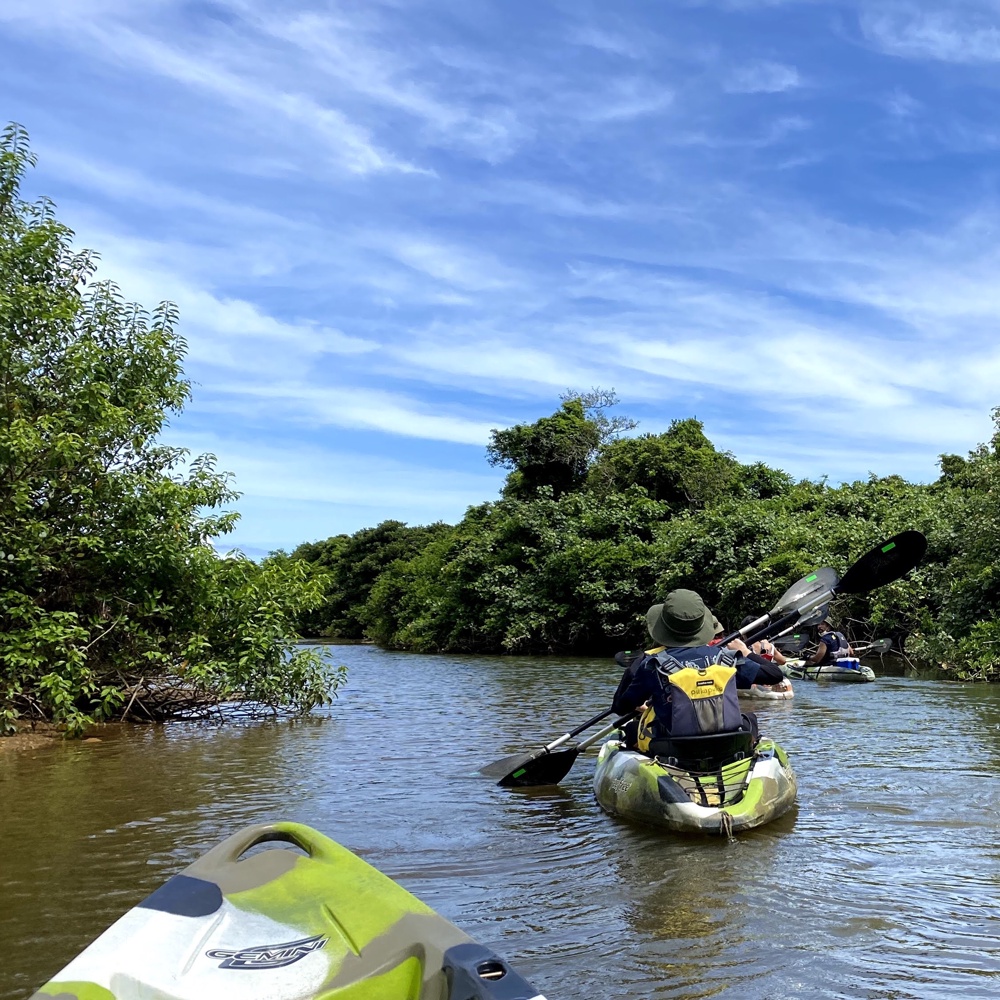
[4,644,1000,999]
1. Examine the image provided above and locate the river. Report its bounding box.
[2,645,1000,999]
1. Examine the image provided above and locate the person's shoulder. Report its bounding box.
[669,644,721,658]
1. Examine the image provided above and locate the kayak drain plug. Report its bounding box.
[477,960,507,981]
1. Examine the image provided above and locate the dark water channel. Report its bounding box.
[2,646,1000,999]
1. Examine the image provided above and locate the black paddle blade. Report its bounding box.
[837,531,927,595]
[479,749,543,779]
[866,637,893,655]
[497,748,581,788]
[770,567,839,614]
[774,632,810,654]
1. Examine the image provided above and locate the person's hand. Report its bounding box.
[727,638,751,655]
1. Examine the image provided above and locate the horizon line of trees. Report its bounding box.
[287,392,1000,682]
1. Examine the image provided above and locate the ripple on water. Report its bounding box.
[4,649,1000,1000]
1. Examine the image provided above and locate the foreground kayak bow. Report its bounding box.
[31,822,545,1000]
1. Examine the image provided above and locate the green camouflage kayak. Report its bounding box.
[593,736,797,835]
[783,656,876,683]
[30,821,544,1000]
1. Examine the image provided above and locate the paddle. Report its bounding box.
[480,564,833,783]
[484,531,925,788]
[852,637,893,656]
[478,706,615,779]
[726,568,839,648]
[496,712,638,788]
[738,531,927,649]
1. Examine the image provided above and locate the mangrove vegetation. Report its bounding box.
[0,125,342,734]
[291,393,1000,681]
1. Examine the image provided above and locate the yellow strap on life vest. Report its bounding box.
[644,646,666,655]
[636,704,657,753]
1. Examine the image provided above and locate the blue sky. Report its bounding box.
[4,0,1000,558]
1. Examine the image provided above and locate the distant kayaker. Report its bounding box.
[804,620,854,666]
[612,589,784,752]
[739,614,787,666]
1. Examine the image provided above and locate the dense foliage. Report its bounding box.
[294,392,1000,680]
[1,125,343,734]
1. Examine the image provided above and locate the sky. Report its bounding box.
[4,0,1000,558]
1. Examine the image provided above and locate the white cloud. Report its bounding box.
[570,25,643,59]
[173,432,500,507]
[862,6,1000,64]
[201,383,500,445]
[883,87,922,117]
[724,60,802,93]
[375,235,514,291]
[574,77,674,122]
[2,2,423,175]
[389,337,604,392]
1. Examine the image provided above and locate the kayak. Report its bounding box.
[30,821,544,1000]
[739,678,794,700]
[593,733,797,836]
[783,657,876,683]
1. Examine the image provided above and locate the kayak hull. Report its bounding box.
[784,657,876,683]
[739,678,794,700]
[30,822,544,1000]
[593,738,797,836]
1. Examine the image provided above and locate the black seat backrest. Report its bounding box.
[657,728,753,769]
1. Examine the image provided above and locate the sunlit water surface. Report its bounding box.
[2,646,1000,999]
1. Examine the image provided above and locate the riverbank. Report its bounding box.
[0,722,103,752]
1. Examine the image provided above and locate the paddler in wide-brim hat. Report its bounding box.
[614,587,787,711]
[645,589,722,648]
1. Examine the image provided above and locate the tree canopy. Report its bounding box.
[292,394,1000,680]
[0,124,343,734]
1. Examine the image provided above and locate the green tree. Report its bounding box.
[487,399,603,499]
[589,418,746,510]
[290,520,452,638]
[0,123,341,733]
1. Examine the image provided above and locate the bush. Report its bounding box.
[0,124,341,733]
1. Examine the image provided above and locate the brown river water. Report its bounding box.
[2,645,1000,999]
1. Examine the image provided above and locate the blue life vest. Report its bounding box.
[820,630,851,664]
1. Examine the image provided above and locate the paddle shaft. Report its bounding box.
[575,712,638,751]
[539,707,615,754]
[852,639,891,655]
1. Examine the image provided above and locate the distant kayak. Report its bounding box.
[593,734,797,836]
[739,678,795,700]
[30,821,544,1000]
[783,657,876,683]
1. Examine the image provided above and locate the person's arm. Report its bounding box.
[613,663,652,715]
[753,639,785,666]
[805,637,827,665]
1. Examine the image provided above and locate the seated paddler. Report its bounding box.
[612,589,766,756]
[803,619,855,666]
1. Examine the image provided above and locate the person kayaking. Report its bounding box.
[739,614,787,666]
[611,589,777,753]
[803,619,855,666]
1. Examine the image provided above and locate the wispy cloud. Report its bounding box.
[724,60,802,93]
[861,5,1000,64]
[6,0,1000,547]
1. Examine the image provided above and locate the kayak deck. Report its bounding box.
[593,738,797,835]
[739,678,795,700]
[31,822,544,1000]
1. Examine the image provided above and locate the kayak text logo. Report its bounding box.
[207,934,328,969]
